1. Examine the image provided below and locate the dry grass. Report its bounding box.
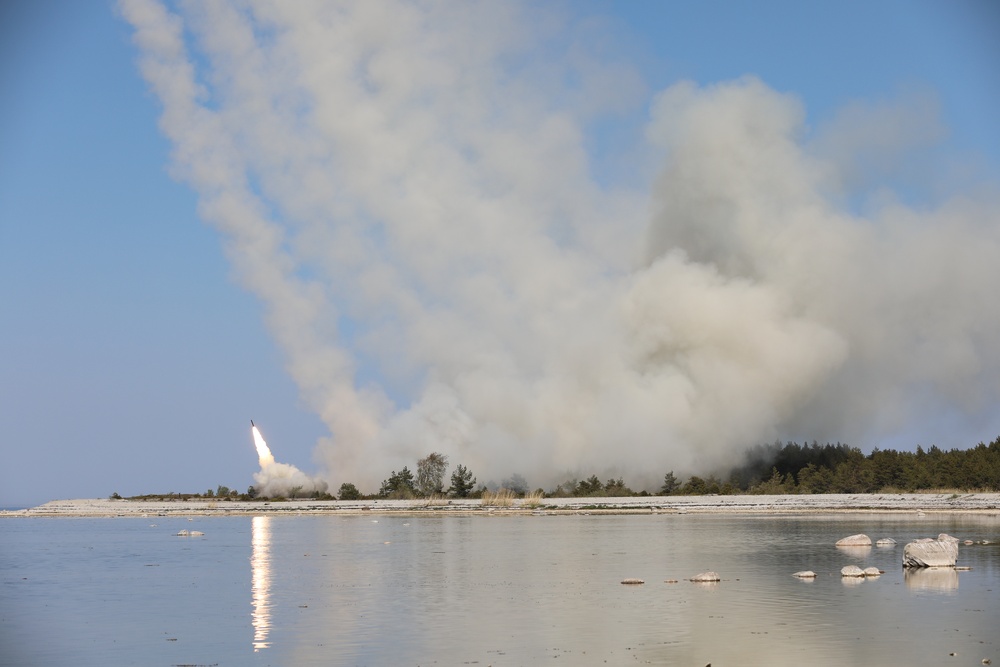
[422,494,450,506]
[879,487,992,495]
[520,490,545,508]
[480,488,517,507]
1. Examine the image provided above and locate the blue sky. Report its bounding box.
[2,1,998,507]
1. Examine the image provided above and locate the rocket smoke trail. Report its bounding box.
[251,422,327,498]
[121,1,1000,491]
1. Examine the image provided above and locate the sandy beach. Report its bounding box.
[4,493,999,518]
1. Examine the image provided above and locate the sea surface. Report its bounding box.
[1,512,998,666]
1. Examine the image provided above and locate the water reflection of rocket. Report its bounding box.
[251,515,272,651]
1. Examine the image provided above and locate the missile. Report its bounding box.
[250,419,255,427]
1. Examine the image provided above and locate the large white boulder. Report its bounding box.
[903,538,958,568]
[836,534,872,546]
[841,565,866,577]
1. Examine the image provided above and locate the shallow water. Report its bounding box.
[1,513,998,666]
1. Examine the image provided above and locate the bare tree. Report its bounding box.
[416,452,449,496]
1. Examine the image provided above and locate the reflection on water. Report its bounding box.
[836,545,872,558]
[2,513,997,667]
[246,513,1000,666]
[905,566,959,592]
[251,515,272,651]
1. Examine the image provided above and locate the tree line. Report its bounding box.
[115,435,1000,501]
[340,436,1000,500]
[726,436,1000,495]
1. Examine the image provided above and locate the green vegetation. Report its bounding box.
[660,471,680,495]
[448,464,477,498]
[338,482,362,500]
[727,437,1000,494]
[114,436,1000,502]
[378,467,416,499]
[118,486,332,502]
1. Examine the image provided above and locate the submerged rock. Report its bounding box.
[836,534,872,546]
[840,565,865,577]
[792,571,817,578]
[876,538,897,547]
[903,538,958,568]
[863,567,882,577]
[690,572,721,582]
[620,578,644,585]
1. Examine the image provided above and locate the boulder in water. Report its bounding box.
[841,565,865,577]
[690,572,721,582]
[836,534,872,546]
[903,538,958,568]
[792,571,817,578]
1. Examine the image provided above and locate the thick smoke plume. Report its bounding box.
[252,425,328,498]
[122,1,1000,491]
[254,462,329,499]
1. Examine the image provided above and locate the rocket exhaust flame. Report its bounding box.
[251,424,275,467]
[249,421,329,499]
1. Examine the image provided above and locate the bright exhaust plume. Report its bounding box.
[252,426,274,467]
[251,424,328,499]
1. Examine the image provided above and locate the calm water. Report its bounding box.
[1,513,998,666]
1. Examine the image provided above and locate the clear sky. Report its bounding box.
[2,0,998,507]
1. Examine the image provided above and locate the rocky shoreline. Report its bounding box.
[4,492,1000,518]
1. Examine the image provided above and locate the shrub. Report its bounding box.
[338,482,362,500]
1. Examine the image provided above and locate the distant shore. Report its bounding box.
[3,493,1000,518]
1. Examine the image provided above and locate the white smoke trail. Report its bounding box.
[252,424,328,498]
[121,1,1000,490]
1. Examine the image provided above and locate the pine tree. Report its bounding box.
[449,464,477,498]
[660,471,680,495]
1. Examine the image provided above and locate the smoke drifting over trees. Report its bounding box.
[122,1,1000,492]
[253,460,328,499]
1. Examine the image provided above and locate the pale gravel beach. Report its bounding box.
[4,493,1000,518]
